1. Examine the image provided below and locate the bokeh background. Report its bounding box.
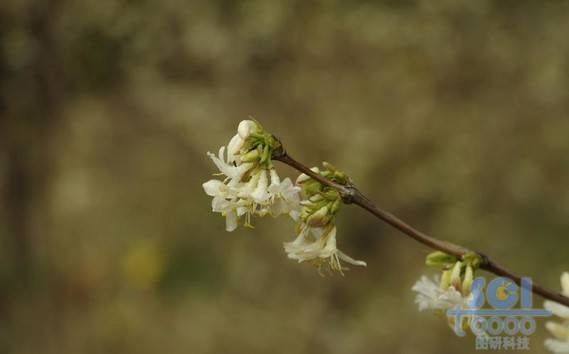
[1,0,569,353]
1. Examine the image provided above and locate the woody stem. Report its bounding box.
[272,148,569,307]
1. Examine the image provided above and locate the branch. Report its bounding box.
[273,147,569,308]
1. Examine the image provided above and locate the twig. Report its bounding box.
[273,146,569,307]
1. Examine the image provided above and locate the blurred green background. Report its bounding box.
[1,0,569,353]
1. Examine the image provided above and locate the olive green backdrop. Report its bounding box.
[1,1,568,353]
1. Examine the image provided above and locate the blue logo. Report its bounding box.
[447,277,552,350]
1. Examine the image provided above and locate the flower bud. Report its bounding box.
[450,261,463,290]
[440,269,452,290]
[238,120,258,139]
[320,189,340,201]
[302,180,323,196]
[306,205,330,227]
[426,251,458,269]
[561,272,569,297]
[462,264,473,296]
[462,252,483,269]
[296,167,320,184]
[309,194,324,203]
[241,149,260,162]
[330,199,342,214]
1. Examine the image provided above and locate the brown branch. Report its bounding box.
[273,147,569,308]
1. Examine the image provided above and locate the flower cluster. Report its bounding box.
[202,121,364,275]
[412,252,479,334]
[544,272,569,354]
[202,120,300,231]
[284,163,366,275]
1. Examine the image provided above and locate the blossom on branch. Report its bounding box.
[202,120,300,231]
[283,163,366,275]
[545,272,569,354]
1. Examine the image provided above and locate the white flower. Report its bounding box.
[203,179,240,231]
[412,273,476,336]
[283,224,366,274]
[203,120,300,230]
[207,146,253,186]
[545,272,569,354]
[412,275,472,312]
[268,169,301,220]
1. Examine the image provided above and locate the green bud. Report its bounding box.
[300,207,313,220]
[303,180,323,195]
[450,261,463,290]
[320,189,340,201]
[241,149,260,162]
[462,265,474,296]
[260,144,270,164]
[322,161,349,184]
[426,251,458,269]
[309,194,324,203]
[440,269,452,290]
[306,205,330,227]
[322,161,337,171]
[462,252,483,270]
[330,198,342,214]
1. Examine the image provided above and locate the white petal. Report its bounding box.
[562,272,569,296]
[202,179,224,196]
[545,301,569,319]
[546,321,569,340]
[211,196,230,212]
[251,170,269,202]
[238,172,260,197]
[289,209,301,221]
[270,199,286,216]
[207,148,233,177]
[238,120,257,139]
[337,250,367,267]
[227,134,244,163]
[225,211,238,232]
[296,167,320,184]
[269,169,281,186]
[545,338,569,354]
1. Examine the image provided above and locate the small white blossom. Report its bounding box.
[268,169,301,220]
[412,275,472,312]
[203,179,240,231]
[412,262,477,335]
[545,272,569,354]
[203,120,300,230]
[207,146,253,186]
[284,224,366,274]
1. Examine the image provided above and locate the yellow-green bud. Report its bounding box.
[330,199,342,214]
[450,261,463,290]
[306,205,330,227]
[462,264,474,296]
[462,252,483,270]
[303,180,323,195]
[241,149,260,162]
[440,269,452,290]
[426,251,458,269]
